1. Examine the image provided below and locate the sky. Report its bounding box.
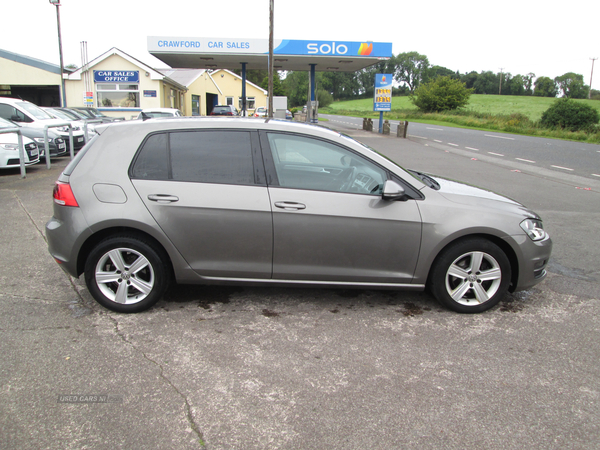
[2,0,599,91]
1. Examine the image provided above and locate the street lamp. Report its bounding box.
[49,0,67,107]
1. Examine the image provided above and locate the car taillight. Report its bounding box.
[53,181,79,207]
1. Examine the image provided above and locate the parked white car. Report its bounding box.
[137,108,182,120]
[0,117,39,169]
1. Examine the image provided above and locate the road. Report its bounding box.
[323,114,600,181]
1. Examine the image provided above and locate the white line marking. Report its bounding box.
[592,174,600,177]
[434,139,442,143]
[488,152,505,157]
[427,127,443,131]
[551,165,574,171]
[448,143,459,147]
[412,135,428,139]
[485,134,515,140]
[465,147,479,151]
[516,158,536,163]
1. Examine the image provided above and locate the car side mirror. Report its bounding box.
[382,180,407,201]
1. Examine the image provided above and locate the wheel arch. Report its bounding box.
[76,226,175,282]
[425,233,519,292]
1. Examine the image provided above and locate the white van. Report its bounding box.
[0,97,85,153]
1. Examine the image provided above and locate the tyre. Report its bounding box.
[429,238,511,313]
[84,235,170,313]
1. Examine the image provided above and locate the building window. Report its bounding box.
[96,83,139,108]
[238,97,255,110]
[226,97,234,106]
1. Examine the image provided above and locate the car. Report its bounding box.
[6,119,66,158]
[0,117,40,168]
[286,110,293,120]
[46,118,551,314]
[136,108,182,120]
[210,105,239,116]
[50,107,100,138]
[42,107,89,152]
[70,107,124,123]
[253,106,267,118]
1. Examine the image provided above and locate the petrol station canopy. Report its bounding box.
[148,37,392,72]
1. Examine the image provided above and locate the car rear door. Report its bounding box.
[131,129,273,279]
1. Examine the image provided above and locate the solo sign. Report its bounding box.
[374,74,393,112]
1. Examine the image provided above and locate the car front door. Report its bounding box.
[261,132,422,284]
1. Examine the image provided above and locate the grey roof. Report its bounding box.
[0,48,62,74]
[158,68,206,87]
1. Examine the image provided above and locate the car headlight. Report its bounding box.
[520,218,547,241]
[57,126,70,132]
[0,143,19,151]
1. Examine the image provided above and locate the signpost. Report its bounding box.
[374,74,392,133]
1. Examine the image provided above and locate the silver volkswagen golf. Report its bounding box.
[46,118,552,313]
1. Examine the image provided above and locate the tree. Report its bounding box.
[540,98,599,131]
[524,73,535,95]
[507,74,526,96]
[392,52,430,93]
[533,76,558,97]
[461,71,479,90]
[554,72,589,99]
[410,76,473,112]
[282,71,309,107]
[260,72,285,96]
[473,71,499,94]
[429,65,458,80]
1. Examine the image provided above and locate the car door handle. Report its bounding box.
[148,194,179,203]
[274,201,306,211]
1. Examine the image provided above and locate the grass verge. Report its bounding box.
[320,95,600,144]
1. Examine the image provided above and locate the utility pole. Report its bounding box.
[499,68,504,95]
[268,0,274,118]
[590,58,598,99]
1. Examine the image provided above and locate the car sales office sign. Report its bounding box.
[94,71,140,83]
[374,74,392,112]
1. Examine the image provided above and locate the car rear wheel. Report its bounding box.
[84,235,170,313]
[429,238,511,313]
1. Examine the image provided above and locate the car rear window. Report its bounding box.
[131,130,254,185]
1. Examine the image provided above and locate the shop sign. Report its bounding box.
[94,71,140,83]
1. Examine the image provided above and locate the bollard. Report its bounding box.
[366,118,373,132]
[383,120,390,135]
[397,121,409,138]
[362,117,367,130]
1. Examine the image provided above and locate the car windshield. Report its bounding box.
[17,101,54,120]
[62,109,87,119]
[47,109,72,120]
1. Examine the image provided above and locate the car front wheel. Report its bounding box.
[84,235,170,313]
[429,238,511,313]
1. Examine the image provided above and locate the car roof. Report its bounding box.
[96,117,333,138]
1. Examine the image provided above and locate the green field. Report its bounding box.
[326,94,600,122]
[322,95,600,143]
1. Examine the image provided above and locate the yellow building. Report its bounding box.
[161,68,267,116]
[66,48,187,119]
[1,47,268,118]
[0,48,63,105]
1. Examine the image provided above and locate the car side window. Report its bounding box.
[266,133,387,195]
[0,104,28,122]
[131,130,255,185]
